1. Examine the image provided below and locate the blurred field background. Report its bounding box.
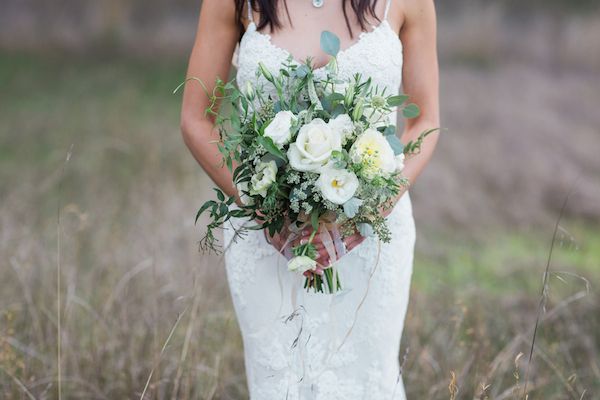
[1,0,599,399]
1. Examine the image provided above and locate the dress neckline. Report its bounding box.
[242,20,402,72]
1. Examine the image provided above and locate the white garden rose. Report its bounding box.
[264,110,296,147]
[250,160,277,197]
[316,166,359,205]
[349,128,396,179]
[328,113,355,142]
[287,118,342,172]
[395,153,405,172]
[288,255,317,273]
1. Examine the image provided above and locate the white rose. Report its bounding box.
[287,118,342,172]
[250,161,277,197]
[328,114,355,142]
[264,111,296,147]
[349,128,396,179]
[288,255,317,273]
[236,181,254,206]
[395,153,405,172]
[316,166,359,205]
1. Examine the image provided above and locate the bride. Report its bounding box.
[181,0,439,398]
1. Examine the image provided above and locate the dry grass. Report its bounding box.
[1,13,600,398]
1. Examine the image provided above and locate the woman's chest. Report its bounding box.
[236,22,403,94]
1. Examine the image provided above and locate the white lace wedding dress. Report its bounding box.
[224,1,415,398]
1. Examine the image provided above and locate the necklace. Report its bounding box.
[312,0,324,8]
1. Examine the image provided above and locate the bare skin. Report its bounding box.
[181,0,439,265]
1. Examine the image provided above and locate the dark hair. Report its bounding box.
[234,0,381,39]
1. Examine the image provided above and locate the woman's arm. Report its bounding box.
[180,0,241,198]
[397,0,440,193]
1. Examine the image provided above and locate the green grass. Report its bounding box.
[415,223,600,296]
[0,52,598,399]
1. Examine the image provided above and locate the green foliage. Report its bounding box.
[404,128,441,155]
[256,136,287,161]
[386,134,405,155]
[320,31,341,57]
[402,103,420,119]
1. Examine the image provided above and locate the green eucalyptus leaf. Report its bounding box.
[327,92,345,103]
[387,94,409,107]
[320,31,340,57]
[402,103,420,119]
[331,104,346,118]
[321,96,333,113]
[382,125,396,136]
[385,134,404,155]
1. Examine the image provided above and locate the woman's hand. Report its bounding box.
[264,223,366,266]
[293,225,366,266]
[264,230,290,255]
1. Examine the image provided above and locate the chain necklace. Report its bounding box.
[312,0,324,8]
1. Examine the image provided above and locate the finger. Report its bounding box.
[301,224,330,239]
[317,247,330,260]
[344,236,365,252]
[316,255,330,266]
[344,235,363,247]
[289,234,309,248]
[312,241,331,251]
[273,240,286,253]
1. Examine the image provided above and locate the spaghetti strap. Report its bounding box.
[383,0,393,20]
[246,0,254,24]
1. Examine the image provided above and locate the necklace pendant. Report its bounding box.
[312,0,324,8]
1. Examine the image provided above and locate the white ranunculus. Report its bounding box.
[236,181,254,206]
[264,110,296,147]
[316,166,359,205]
[250,161,277,197]
[349,128,396,179]
[287,118,342,172]
[395,153,405,173]
[328,113,355,142]
[288,255,317,273]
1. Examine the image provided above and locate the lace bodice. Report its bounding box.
[236,2,403,105]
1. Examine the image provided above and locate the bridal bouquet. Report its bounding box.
[190,32,435,293]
